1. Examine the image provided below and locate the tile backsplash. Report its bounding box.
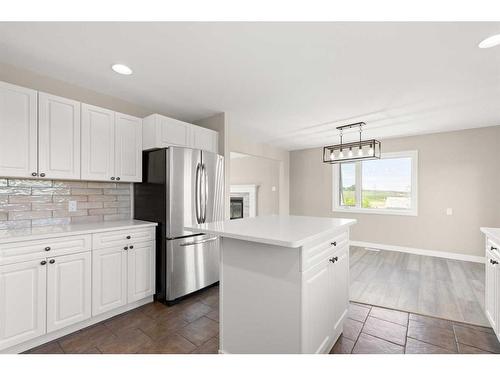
[0,178,132,229]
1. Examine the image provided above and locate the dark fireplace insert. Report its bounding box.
[230,197,244,220]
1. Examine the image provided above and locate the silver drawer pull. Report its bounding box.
[180,236,218,247]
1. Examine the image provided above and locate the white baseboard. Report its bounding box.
[350,240,485,263]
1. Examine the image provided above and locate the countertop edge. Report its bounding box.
[481,227,500,242]
[0,220,158,244]
[186,220,356,248]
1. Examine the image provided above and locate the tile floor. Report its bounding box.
[25,285,500,354]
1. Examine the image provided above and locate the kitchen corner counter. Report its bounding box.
[0,220,157,244]
[185,215,356,248]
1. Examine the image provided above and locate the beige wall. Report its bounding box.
[230,155,280,216]
[290,126,500,257]
[229,130,290,215]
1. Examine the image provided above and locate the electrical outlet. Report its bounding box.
[68,200,77,212]
[446,208,453,216]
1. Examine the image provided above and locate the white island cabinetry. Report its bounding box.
[186,215,356,354]
[481,228,500,339]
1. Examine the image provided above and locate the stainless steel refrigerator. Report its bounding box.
[134,147,224,304]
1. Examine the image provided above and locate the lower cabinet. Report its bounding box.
[303,245,349,354]
[485,248,499,333]
[0,260,47,350]
[46,252,91,333]
[93,241,154,315]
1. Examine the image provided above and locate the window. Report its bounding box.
[333,151,418,216]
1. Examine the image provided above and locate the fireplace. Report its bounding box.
[230,197,244,220]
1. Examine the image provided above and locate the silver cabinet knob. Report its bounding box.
[45,246,51,251]
[40,173,46,177]
[116,177,120,181]
[49,259,55,264]
[111,177,115,180]
[31,172,38,176]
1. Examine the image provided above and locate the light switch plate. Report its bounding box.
[68,200,77,212]
[446,208,453,216]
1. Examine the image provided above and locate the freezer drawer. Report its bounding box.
[166,234,219,301]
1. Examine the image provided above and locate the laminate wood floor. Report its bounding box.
[350,246,489,327]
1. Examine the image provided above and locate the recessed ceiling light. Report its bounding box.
[111,64,133,75]
[478,34,500,49]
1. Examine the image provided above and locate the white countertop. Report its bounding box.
[185,215,356,248]
[0,220,157,244]
[481,227,500,244]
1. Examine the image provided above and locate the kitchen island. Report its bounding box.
[186,215,356,354]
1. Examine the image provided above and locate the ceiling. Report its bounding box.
[0,22,499,150]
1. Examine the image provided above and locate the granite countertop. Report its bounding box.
[0,220,157,244]
[185,215,356,248]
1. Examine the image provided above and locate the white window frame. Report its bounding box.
[332,150,418,216]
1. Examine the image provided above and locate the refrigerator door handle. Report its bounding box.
[202,164,208,223]
[179,236,218,247]
[195,163,201,224]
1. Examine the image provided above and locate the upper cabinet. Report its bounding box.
[143,114,218,154]
[114,113,142,182]
[0,81,38,178]
[81,104,142,183]
[38,93,81,180]
[0,81,144,182]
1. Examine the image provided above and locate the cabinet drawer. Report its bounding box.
[0,235,91,266]
[92,227,155,250]
[301,230,348,271]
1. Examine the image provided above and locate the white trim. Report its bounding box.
[350,240,485,263]
[333,150,418,216]
[230,184,258,217]
[1,296,153,354]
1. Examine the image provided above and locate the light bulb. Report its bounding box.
[348,148,353,158]
[330,151,335,161]
[339,150,344,159]
[358,147,363,157]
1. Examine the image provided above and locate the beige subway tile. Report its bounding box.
[103,213,131,221]
[71,188,103,195]
[87,182,116,189]
[0,220,31,229]
[0,203,31,212]
[116,183,132,189]
[71,215,103,224]
[52,210,88,218]
[0,187,31,195]
[0,212,7,220]
[32,203,67,211]
[117,195,130,201]
[103,200,130,208]
[9,195,52,203]
[88,208,117,216]
[103,188,130,195]
[76,202,103,209]
[53,195,88,202]
[117,207,131,214]
[0,179,7,187]
[53,181,88,188]
[32,187,70,196]
[8,210,52,220]
[88,195,116,202]
[32,218,71,227]
[0,196,7,205]
[8,179,53,187]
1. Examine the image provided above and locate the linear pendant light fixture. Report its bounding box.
[322,122,381,164]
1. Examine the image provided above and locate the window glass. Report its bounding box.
[361,157,412,209]
[339,163,356,206]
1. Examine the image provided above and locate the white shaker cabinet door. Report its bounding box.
[0,81,38,178]
[127,241,154,303]
[302,259,334,353]
[92,246,127,316]
[38,92,81,180]
[81,103,116,181]
[115,112,142,182]
[0,259,47,350]
[158,115,191,147]
[332,246,349,333]
[46,252,91,333]
[485,250,498,331]
[192,125,218,153]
